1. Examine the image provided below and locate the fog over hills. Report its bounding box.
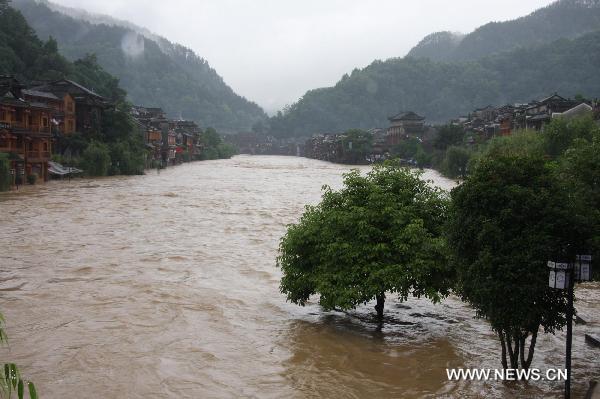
[13,0,267,133]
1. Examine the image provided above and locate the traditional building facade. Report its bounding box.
[31,79,109,135]
[0,77,52,183]
[386,111,425,146]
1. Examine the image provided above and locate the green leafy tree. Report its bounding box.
[556,128,600,275]
[447,152,582,370]
[1,313,37,399]
[542,116,598,158]
[216,143,238,159]
[199,128,222,148]
[434,125,465,150]
[278,163,452,319]
[81,141,110,176]
[442,146,471,178]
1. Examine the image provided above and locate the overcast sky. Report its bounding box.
[50,0,555,113]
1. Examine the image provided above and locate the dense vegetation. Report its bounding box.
[279,115,599,370]
[408,0,600,62]
[13,0,267,133]
[268,29,600,136]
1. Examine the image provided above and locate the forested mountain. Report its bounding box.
[0,0,125,102]
[407,0,600,62]
[269,30,600,136]
[406,32,464,62]
[13,0,267,133]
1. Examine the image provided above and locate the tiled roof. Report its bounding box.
[22,89,60,101]
[388,111,425,121]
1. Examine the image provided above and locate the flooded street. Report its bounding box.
[0,155,598,398]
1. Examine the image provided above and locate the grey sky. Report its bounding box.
[50,0,555,113]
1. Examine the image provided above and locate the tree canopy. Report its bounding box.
[446,150,583,370]
[277,163,452,319]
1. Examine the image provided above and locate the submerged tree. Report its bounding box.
[277,163,452,319]
[447,151,580,370]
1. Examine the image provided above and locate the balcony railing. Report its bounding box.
[2,122,51,133]
[26,151,51,161]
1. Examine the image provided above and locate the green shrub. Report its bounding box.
[442,146,471,178]
[26,174,37,185]
[81,141,111,176]
[217,143,238,159]
[0,153,10,191]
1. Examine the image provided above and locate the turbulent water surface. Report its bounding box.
[0,155,598,398]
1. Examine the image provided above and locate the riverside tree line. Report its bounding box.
[277,115,599,371]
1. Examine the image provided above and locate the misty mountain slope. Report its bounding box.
[406,32,464,62]
[13,0,267,132]
[269,30,600,136]
[408,0,600,61]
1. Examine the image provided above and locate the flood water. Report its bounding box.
[0,155,598,398]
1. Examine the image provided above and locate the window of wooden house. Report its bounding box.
[0,109,6,122]
[28,142,33,151]
[42,117,49,127]
[43,142,48,151]
[67,101,74,113]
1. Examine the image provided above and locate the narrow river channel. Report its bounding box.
[0,155,598,398]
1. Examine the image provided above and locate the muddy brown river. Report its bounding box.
[0,155,598,398]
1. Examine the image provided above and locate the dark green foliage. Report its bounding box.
[25,174,36,185]
[555,127,600,276]
[442,146,471,178]
[390,137,430,167]
[197,128,238,160]
[200,128,222,148]
[0,153,10,191]
[216,143,238,159]
[13,0,267,132]
[268,30,600,136]
[447,151,582,369]
[81,141,110,176]
[392,137,420,159]
[108,140,145,175]
[434,125,466,151]
[541,115,598,157]
[278,163,452,318]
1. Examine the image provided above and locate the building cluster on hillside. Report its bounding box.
[304,111,432,164]
[1,75,210,189]
[130,106,204,166]
[452,93,599,143]
[1,75,107,184]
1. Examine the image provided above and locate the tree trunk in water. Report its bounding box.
[505,330,520,369]
[498,330,508,370]
[375,293,385,320]
[521,328,538,370]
